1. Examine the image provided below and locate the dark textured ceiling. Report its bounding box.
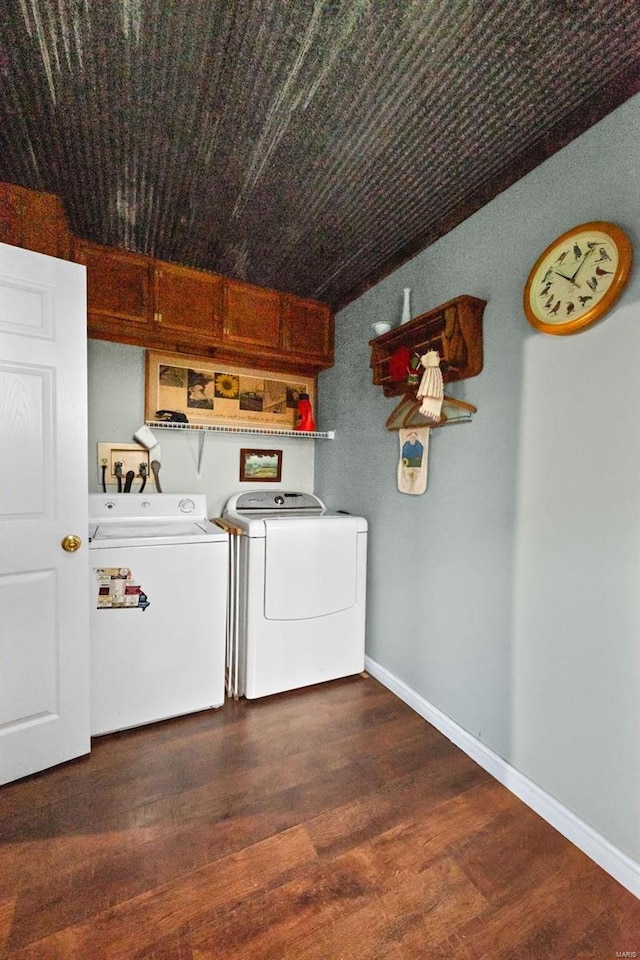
[1,1,639,309]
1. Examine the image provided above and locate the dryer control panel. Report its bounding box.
[227,491,325,513]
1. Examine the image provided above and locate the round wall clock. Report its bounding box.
[523,221,633,335]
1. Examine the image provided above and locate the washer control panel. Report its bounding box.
[88,492,208,521]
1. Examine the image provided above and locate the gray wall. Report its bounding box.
[87,340,315,517]
[316,94,640,861]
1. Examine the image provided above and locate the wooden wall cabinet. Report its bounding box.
[77,239,334,372]
[224,279,281,351]
[75,240,153,330]
[281,294,334,364]
[76,240,226,352]
[222,285,334,367]
[370,295,486,397]
[0,181,335,373]
[155,261,223,342]
[0,182,71,260]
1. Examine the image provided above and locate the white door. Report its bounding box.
[0,243,90,784]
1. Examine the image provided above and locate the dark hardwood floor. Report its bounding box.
[1,675,638,959]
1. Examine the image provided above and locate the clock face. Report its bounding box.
[524,222,632,335]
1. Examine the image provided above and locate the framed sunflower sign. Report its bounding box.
[145,351,316,430]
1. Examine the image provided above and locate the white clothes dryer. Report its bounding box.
[223,491,367,699]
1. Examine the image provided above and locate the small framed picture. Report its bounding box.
[239,448,282,483]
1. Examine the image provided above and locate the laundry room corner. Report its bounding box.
[314,95,640,877]
[87,339,316,516]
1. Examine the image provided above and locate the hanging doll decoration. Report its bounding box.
[397,426,429,495]
[416,349,444,421]
[397,351,444,496]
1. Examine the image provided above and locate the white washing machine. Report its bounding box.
[88,493,228,735]
[223,491,367,699]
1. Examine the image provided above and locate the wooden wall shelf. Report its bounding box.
[369,295,486,397]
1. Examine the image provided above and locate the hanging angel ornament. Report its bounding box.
[416,350,444,421]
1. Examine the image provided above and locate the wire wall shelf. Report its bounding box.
[146,421,334,440]
[145,420,334,478]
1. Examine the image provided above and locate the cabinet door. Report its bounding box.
[224,279,281,351]
[155,262,223,343]
[282,295,334,363]
[75,240,152,327]
[0,182,71,260]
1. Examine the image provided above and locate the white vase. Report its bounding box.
[401,288,411,324]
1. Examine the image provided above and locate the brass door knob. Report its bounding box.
[61,534,82,552]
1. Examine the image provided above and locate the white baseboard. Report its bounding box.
[365,655,640,899]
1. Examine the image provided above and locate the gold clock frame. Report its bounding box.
[523,221,633,336]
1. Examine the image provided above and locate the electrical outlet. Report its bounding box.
[97,442,150,485]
